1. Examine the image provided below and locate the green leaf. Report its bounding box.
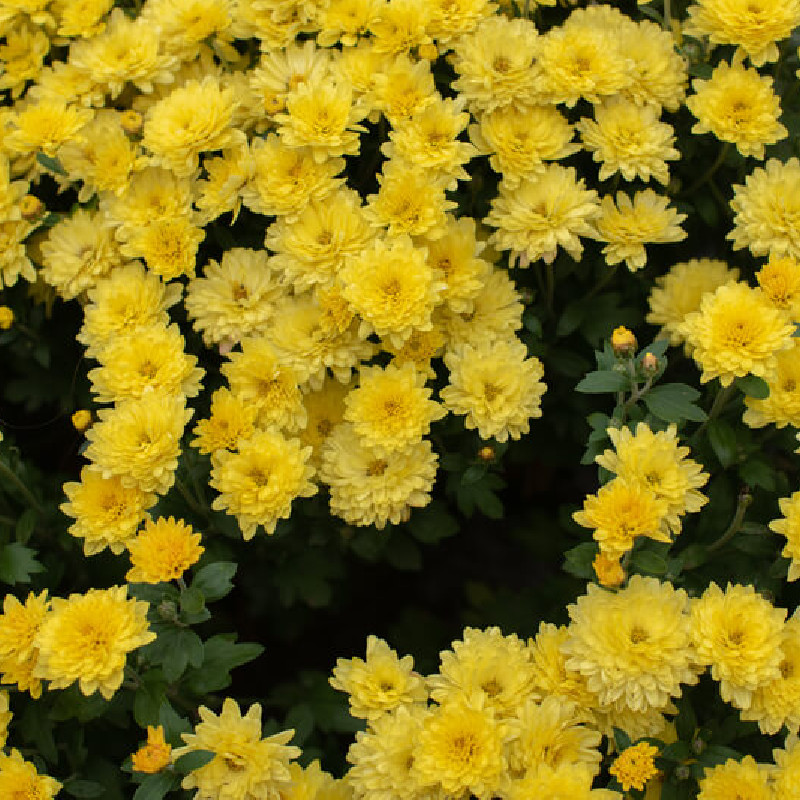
[384,535,422,571]
[180,587,205,616]
[185,636,263,694]
[473,488,503,520]
[63,780,106,798]
[191,562,237,602]
[461,464,487,485]
[0,542,45,584]
[132,772,176,800]
[739,458,776,491]
[613,727,632,751]
[707,419,738,468]
[675,698,697,742]
[575,370,629,394]
[134,673,168,728]
[15,508,37,544]
[162,629,204,683]
[158,700,191,744]
[408,503,458,544]
[284,704,315,746]
[631,550,668,575]
[173,749,216,774]
[563,542,597,580]
[698,744,741,767]
[643,384,706,423]
[735,375,770,399]
[36,152,68,175]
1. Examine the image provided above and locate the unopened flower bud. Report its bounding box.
[593,552,625,588]
[263,94,285,114]
[19,195,44,220]
[158,600,178,620]
[0,306,13,330]
[642,352,659,373]
[611,326,637,357]
[120,110,144,136]
[478,445,495,462]
[71,409,92,432]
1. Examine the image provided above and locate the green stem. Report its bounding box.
[583,263,620,302]
[707,490,752,552]
[544,260,555,318]
[692,383,734,441]
[174,478,207,518]
[0,460,44,515]
[663,0,672,30]
[679,143,731,197]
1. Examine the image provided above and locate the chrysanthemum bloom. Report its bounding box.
[315,0,381,46]
[0,24,49,98]
[441,339,546,442]
[139,0,235,61]
[741,615,800,734]
[221,338,305,431]
[596,423,709,532]
[610,742,659,792]
[729,158,800,260]
[132,725,172,774]
[340,235,445,347]
[195,146,254,224]
[594,190,687,272]
[506,696,602,780]
[345,363,445,454]
[504,763,600,800]
[346,703,432,799]
[593,552,625,588]
[88,323,204,404]
[685,0,800,65]
[175,698,300,800]
[371,54,437,126]
[298,379,350,463]
[429,627,537,718]
[0,749,61,800]
[0,219,35,289]
[757,256,800,319]
[743,341,800,429]
[266,188,375,292]
[413,694,508,799]
[143,76,244,177]
[284,761,350,800]
[696,756,772,799]
[687,60,786,159]
[320,423,438,528]
[33,586,154,699]
[441,266,524,350]
[330,635,427,720]
[573,478,671,558]
[578,99,680,185]
[61,468,155,555]
[486,165,601,266]
[39,209,124,300]
[451,16,539,113]
[4,98,93,157]
[241,135,344,220]
[646,259,739,348]
[770,490,800,580]
[126,516,204,584]
[562,576,699,713]
[53,0,114,39]
[690,582,786,709]
[0,691,9,748]
[773,736,800,797]
[85,390,193,495]
[120,217,206,282]
[210,429,316,539]
[68,9,176,97]
[678,281,795,386]
[78,263,182,357]
[364,160,455,240]
[192,387,257,455]
[0,590,49,699]
[184,248,286,347]
[469,105,579,188]
[426,0,497,44]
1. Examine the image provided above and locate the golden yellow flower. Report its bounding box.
[371,54,437,126]
[757,256,800,318]
[195,145,254,224]
[370,0,432,55]
[610,742,660,792]
[743,340,800,429]
[0,220,35,290]
[192,387,257,455]
[119,217,205,282]
[696,756,772,799]
[297,378,350,463]
[0,749,61,800]
[0,590,49,699]
[126,516,204,584]
[426,0,497,45]
[0,306,14,330]
[0,691,9,749]
[316,0,381,46]
[33,586,155,699]
[140,0,234,62]
[132,725,172,774]
[5,98,93,157]
[593,552,625,588]
[770,490,800,581]
[0,23,49,98]
[505,763,599,800]
[331,635,427,720]
[52,0,113,39]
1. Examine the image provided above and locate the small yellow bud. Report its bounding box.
[71,409,93,432]
[131,725,172,774]
[417,43,439,61]
[593,551,625,588]
[120,110,144,136]
[19,195,44,220]
[0,306,13,330]
[263,94,285,114]
[642,352,659,373]
[611,326,637,357]
[477,445,496,462]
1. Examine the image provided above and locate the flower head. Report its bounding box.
[132,725,172,774]
[610,742,660,792]
[0,590,49,698]
[696,756,772,799]
[126,517,204,584]
[0,749,61,800]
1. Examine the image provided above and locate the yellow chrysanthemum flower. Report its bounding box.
[0,749,61,800]
[696,755,772,799]
[126,516,204,584]
[441,338,546,442]
[596,423,709,532]
[469,104,579,188]
[770,490,800,581]
[132,725,172,774]
[320,423,438,528]
[370,54,437,126]
[729,158,800,260]
[210,429,317,540]
[773,736,800,797]
[573,478,671,558]
[0,23,49,98]
[192,387,257,455]
[610,742,660,792]
[33,586,154,699]
[52,0,113,39]
[427,0,497,44]
[4,98,93,157]
[0,691,9,749]
[678,281,796,386]
[119,217,205,282]
[486,165,601,266]
[281,760,351,800]
[61,468,155,555]
[84,390,193,495]
[195,145,254,224]
[690,582,786,709]
[298,378,350,463]
[331,635,427,721]
[687,60,786,159]
[0,219,36,289]
[562,576,699,713]
[646,259,739,348]
[594,190,687,272]
[757,256,800,319]
[316,0,381,46]
[578,99,680,185]
[174,698,300,800]
[140,0,234,62]
[0,590,49,699]
[685,0,800,65]
[505,762,602,800]
[743,340,800,429]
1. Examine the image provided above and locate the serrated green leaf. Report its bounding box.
[173,749,216,774]
[631,550,668,575]
[0,542,45,584]
[563,542,597,579]
[707,419,738,468]
[735,374,770,399]
[157,700,191,744]
[191,562,236,602]
[576,370,629,394]
[643,383,706,423]
[132,772,176,800]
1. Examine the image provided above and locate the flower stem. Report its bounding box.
[0,459,44,515]
[174,477,207,518]
[692,382,734,441]
[679,143,731,197]
[707,490,752,552]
